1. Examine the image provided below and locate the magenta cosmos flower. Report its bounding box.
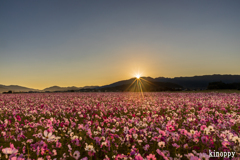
[166,125,175,132]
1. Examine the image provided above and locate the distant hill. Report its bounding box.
[96,75,240,90]
[43,86,79,92]
[97,77,155,89]
[154,75,240,89]
[207,81,240,90]
[96,77,182,92]
[0,84,39,93]
[0,86,9,93]
[42,86,98,92]
[81,86,99,89]
[0,84,99,93]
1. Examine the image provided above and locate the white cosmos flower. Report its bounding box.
[190,130,195,134]
[158,141,165,148]
[97,126,102,132]
[101,142,107,147]
[94,131,99,135]
[85,144,92,151]
[228,133,233,140]
[199,153,210,160]
[85,143,95,152]
[73,150,80,160]
[133,133,138,139]
[204,128,210,135]
[42,130,56,142]
[69,132,74,137]
[71,135,79,140]
[2,148,18,155]
[208,126,214,132]
[232,136,240,143]
[111,129,116,133]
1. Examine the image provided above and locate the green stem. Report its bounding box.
[27,144,30,159]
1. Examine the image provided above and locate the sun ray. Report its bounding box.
[140,78,159,87]
[139,79,146,91]
[137,79,144,98]
[125,79,137,91]
[125,73,147,98]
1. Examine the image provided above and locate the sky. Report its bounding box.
[1,0,240,89]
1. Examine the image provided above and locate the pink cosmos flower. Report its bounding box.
[158,130,166,136]
[190,156,201,160]
[146,154,156,160]
[183,144,188,149]
[46,155,51,160]
[179,129,188,136]
[10,157,25,160]
[88,151,94,157]
[56,141,62,148]
[156,149,168,160]
[166,125,175,132]
[200,125,207,131]
[10,143,15,149]
[172,143,180,149]
[52,149,57,156]
[22,146,26,154]
[162,150,170,157]
[103,155,110,160]
[143,144,150,151]
[193,138,199,143]
[184,153,195,159]
[135,154,144,160]
[222,141,231,148]
[201,136,208,144]
[16,115,21,121]
[199,153,209,160]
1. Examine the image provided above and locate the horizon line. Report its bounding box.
[1,73,240,90]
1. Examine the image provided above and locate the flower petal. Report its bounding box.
[44,130,48,137]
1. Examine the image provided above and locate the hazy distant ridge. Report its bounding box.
[0,85,39,93]
[0,85,98,93]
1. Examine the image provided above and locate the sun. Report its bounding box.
[135,74,141,79]
[132,70,143,79]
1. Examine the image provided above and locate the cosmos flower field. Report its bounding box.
[0,92,240,160]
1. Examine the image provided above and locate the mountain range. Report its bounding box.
[0,85,98,93]
[96,74,240,90]
[42,86,99,92]
[154,74,240,89]
[0,84,39,93]
[1,74,240,93]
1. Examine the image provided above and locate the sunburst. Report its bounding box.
[125,73,147,98]
[135,74,141,79]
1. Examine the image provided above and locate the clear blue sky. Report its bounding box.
[1,0,240,89]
